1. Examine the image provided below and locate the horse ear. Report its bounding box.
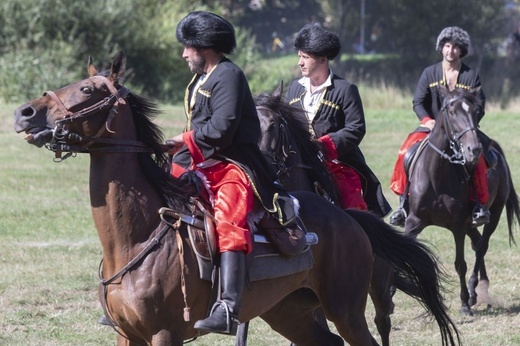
[87,56,98,76]
[109,51,127,84]
[273,81,284,100]
[470,85,482,95]
[438,84,450,99]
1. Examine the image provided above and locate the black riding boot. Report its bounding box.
[389,195,408,227]
[194,250,245,335]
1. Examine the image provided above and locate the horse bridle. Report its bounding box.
[257,106,312,179]
[427,95,478,166]
[44,76,152,161]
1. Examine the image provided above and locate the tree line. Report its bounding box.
[0,0,518,104]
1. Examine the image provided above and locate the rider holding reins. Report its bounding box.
[285,22,391,218]
[167,11,298,335]
[389,26,491,227]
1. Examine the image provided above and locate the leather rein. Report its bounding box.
[44,76,153,162]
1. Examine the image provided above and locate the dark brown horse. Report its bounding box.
[254,84,459,346]
[403,86,520,315]
[13,51,459,346]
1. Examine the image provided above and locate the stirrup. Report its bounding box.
[472,206,490,227]
[194,301,239,335]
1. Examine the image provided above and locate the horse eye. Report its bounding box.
[80,86,93,94]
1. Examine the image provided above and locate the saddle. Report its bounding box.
[159,198,317,282]
[403,127,431,177]
[403,138,429,177]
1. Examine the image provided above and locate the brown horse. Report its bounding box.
[254,84,460,346]
[403,86,520,316]
[14,51,458,346]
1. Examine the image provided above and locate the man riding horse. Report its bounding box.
[285,22,391,218]
[389,26,492,227]
[167,11,298,335]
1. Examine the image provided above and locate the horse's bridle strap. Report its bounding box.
[99,219,181,286]
[44,90,71,117]
[42,77,148,159]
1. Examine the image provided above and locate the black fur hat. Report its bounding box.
[436,26,471,58]
[294,22,341,60]
[176,11,236,54]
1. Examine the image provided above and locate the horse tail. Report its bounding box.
[344,209,461,346]
[505,179,520,246]
[493,140,520,245]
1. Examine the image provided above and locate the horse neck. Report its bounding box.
[279,168,315,193]
[88,108,165,271]
[429,121,450,150]
[277,137,316,192]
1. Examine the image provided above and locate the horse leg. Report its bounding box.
[261,288,344,346]
[452,230,472,315]
[319,270,378,345]
[236,322,249,346]
[466,226,482,306]
[369,256,394,346]
[468,215,502,306]
[151,331,183,346]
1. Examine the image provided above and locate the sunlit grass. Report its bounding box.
[2,84,520,345]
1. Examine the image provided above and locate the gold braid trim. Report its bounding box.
[429,80,472,90]
[198,89,211,98]
[288,97,301,105]
[320,99,340,110]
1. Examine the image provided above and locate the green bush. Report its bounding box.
[0,43,83,103]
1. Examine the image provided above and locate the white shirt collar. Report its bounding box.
[298,69,333,93]
[298,69,333,121]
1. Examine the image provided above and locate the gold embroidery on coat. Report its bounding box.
[198,89,211,98]
[320,99,340,110]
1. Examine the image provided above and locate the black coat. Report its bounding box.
[172,58,294,222]
[172,58,261,169]
[413,62,486,122]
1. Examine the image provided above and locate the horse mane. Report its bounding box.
[125,91,203,212]
[255,91,339,202]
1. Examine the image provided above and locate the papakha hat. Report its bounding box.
[294,22,341,60]
[176,11,236,54]
[436,26,471,58]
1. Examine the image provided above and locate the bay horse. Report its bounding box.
[255,84,459,346]
[13,51,460,346]
[403,86,520,315]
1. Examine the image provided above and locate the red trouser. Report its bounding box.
[171,161,253,254]
[390,132,489,204]
[325,160,368,210]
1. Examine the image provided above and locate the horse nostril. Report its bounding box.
[21,106,35,117]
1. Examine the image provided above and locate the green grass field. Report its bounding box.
[1,89,520,345]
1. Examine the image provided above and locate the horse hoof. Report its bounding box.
[389,209,406,227]
[469,295,477,306]
[460,306,473,316]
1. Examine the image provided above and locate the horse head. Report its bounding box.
[434,85,483,167]
[14,51,131,155]
[255,83,338,201]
